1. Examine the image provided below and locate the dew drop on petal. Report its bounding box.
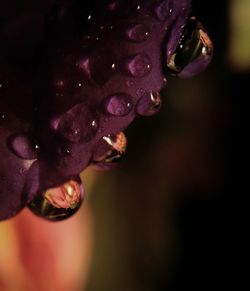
[126,54,152,78]
[28,179,84,221]
[8,134,38,160]
[126,80,134,87]
[55,103,98,143]
[126,24,150,42]
[154,0,174,21]
[136,91,162,116]
[104,93,132,116]
[93,132,127,169]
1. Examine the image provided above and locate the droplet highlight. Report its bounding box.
[136,91,162,116]
[28,179,84,221]
[126,54,152,78]
[104,93,132,116]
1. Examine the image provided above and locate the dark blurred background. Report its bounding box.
[85,1,248,290]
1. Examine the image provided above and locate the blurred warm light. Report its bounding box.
[229,0,250,70]
[0,168,97,291]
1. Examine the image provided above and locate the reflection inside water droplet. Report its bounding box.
[93,132,127,169]
[28,179,84,221]
[165,17,213,78]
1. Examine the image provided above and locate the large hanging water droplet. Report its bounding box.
[8,134,38,160]
[28,179,84,221]
[125,53,152,78]
[53,103,98,143]
[104,93,132,116]
[93,132,127,169]
[165,17,213,78]
[136,91,162,116]
[126,24,150,42]
[154,0,174,21]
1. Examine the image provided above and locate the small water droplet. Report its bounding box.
[28,179,84,221]
[93,132,127,169]
[104,93,133,117]
[136,88,145,97]
[154,0,174,21]
[87,14,92,20]
[136,91,162,116]
[126,53,152,78]
[137,4,141,10]
[8,134,38,160]
[126,80,134,87]
[126,24,150,43]
[55,103,99,143]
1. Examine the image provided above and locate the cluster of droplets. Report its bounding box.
[0,0,213,221]
[29,0,212,221]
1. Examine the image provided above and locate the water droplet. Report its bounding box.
[165,17,213,78]
[126,80,134,87]
[125,53,152,78]
[154,0,174,21]
[55,103,98,143]
[136,91,162,116]
[126,24,150,43]
[8,134,38,160]
[93,132,127,169]
[104,93,132,116]
[28,179,84,221]
[87,14,92,21]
